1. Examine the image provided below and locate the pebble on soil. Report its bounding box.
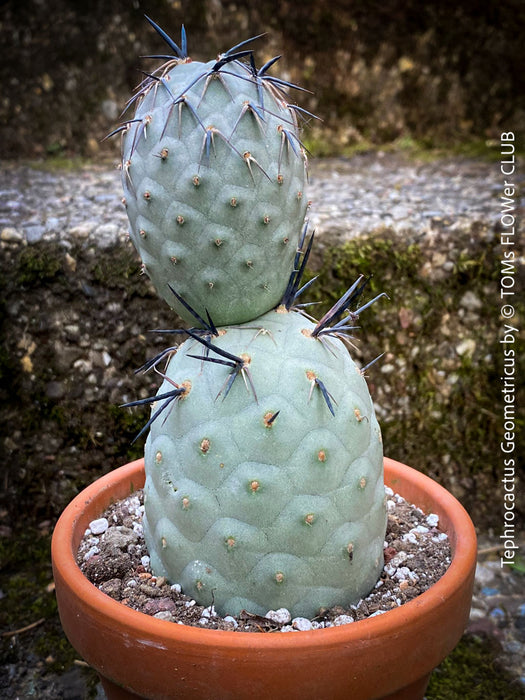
[77,486,451,632]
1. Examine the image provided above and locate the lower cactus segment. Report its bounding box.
[142,307,386,617]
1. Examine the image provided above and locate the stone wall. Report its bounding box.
[1,159,523,530]
[1,0,524,158]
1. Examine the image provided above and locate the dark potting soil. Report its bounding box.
[77,487,451,633]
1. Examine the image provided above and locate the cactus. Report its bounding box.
[139,303,386,618]
[116,18,309,326]
[118,19,387,620]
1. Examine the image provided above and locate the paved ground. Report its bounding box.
[0,152,508,248]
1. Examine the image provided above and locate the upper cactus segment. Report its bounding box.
[115,18,314,326]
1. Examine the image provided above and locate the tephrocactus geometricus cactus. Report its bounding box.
[139,302,386,618]
[114,17,310,326]
[117,18,388,619]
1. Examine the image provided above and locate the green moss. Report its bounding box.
[0,343,19,396]
[308,229,525,523]
[106,403,149,462]
[308,234,422,321]
[26,156,102,172]
[302,133,377,159]
[0,529,50,576]
[14,238,151,302]
[382,136,517,163]
[0,531,76,669]
[428,635,525,698]
[90,244,151,297]
[0,529,101,697]
[17,244,64,286]
[303,133,522,163]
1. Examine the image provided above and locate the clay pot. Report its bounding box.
[52,457,476,700]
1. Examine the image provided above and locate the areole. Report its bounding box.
[52,457,477,700]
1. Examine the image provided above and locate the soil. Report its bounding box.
[77,486,451,632]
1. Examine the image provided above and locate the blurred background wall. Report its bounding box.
[1,0,524,160]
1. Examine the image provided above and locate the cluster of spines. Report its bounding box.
[117,18,386,436]
[123,230,387,439]
[106,16,318,184]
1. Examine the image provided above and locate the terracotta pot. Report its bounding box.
[52,457,476,700]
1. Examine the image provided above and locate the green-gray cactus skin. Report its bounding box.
[119,30,309,326]
[142,307,386,618]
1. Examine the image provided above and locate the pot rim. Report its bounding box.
[52,456,477,650]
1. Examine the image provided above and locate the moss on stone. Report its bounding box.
[17,244,64,285]
[90,244,147,293]
[0,532,71,662]
[303,134,515,163]
[0,528,101,693]
[106,403,149,462]
[427,635,525,699]
[308,227,525,526]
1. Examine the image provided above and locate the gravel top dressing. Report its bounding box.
[77,485,451,633]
